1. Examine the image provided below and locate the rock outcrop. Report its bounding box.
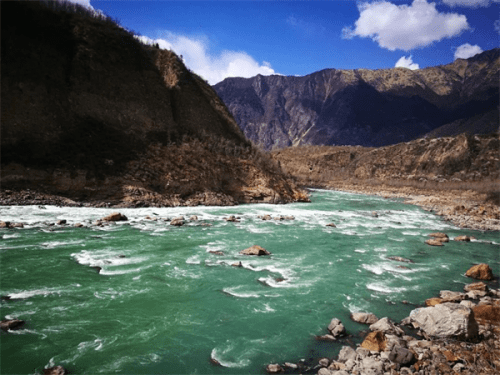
[239,245,270,256]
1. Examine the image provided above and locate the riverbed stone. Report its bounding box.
[425,239,444,246]
[351,312,379,324]
[102,212,128,222]
[239,245,270,256]
[465,263,493,280]
[266,364,284,373]
[0,319,25,331]
[464,282,488,292]
[170,217,185,226]
[43,366,67,375]
[409,303,478,340]
[428,232,449,241]
[425,297,443,306]
[454,235,471,242]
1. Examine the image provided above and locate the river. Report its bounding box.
[1,189,498,374]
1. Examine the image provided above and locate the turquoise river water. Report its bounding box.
[1,189,499,374]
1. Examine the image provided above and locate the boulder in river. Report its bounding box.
[209,251,224,256]
[454,235,471,242]
[43,366,67,375]
[102,212,128,222]
[0,221,11,228]
[224,215,240,222]
[387,256,414,263]
[465,263,493,280]
[326,223,336,227]
[428,232,449,242]
[409,302,478,340]
[327,318,346,337]
[265,363,284,373]
[56,219,66,225]
[425,239,444,246]
[231,261,243,267]
[170,216,185,226]
[0,319,25,331]
[350,312,379,325]
[239,245,270,256]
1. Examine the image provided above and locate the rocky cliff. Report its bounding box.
[1,0,308,206]
[214,49,499,150]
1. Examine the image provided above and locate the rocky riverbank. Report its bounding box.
[320,180,500,232]
[267,264,500,375]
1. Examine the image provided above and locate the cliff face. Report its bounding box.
[214,49,499,150]
[1,1,308,206]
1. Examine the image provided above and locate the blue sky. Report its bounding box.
[75,0,499,84]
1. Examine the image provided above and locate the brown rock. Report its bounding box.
[224,215,240,222]
[231,262,243,267]
[0,221,11,228]
[170,217,185,226]
[326,223,336,227]
[102,212,128,222]
[428,232,449,242]
[74,223,84,228]
[425,297,443,306]
[473,305,500,324]
[350,312,379,324]
[360,331,386,351]
[0,319,25,331]
[425,239,444,246]
[465,263,494,280]
[56,219,66,225]
[11,222,24,228]
[442,351,460,362]
[43,366,67,375]
[464,282,488,292]
[454,235,471,242]
[239,245,270,256]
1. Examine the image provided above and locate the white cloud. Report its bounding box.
[342,0,470,51]
[454,43,483,59]
[67,0,94,10]
[287,15,326,37]
[442,0,498,8]
[137,34,277,85]
[495,19,500,34]
[395,55,420,69]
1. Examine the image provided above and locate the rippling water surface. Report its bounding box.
[1,190,498,374]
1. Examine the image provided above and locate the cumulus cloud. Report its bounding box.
[342,0,470,51]
[454,43,483,59]
[137,34,277,85]
[395,55,420,69]
[442,0,498,8]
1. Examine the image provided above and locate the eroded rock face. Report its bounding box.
[239,245,270,256]
[409,303,478,340]
[465,263,494,280]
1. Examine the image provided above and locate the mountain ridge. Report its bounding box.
[214,49,499,150]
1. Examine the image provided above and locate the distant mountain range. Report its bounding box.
[214,49,499,150]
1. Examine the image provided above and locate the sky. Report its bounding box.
[72,0,499,84]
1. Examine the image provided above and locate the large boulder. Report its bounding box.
[337,346,357,363]
[101,212,128,222]
[170,216,185,226]
[425,239,444,246]
[428,232,449,242]
[409,303,478,340]
[464,282,488,292]
[239,245,270,256]
[350,312,379,325]
[465,263,494,280]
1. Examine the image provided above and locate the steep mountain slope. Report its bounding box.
[214,49,499,150]
[1,0,308,206]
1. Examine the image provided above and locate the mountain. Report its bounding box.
[1,0,308,206]
[213,49,499,150]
